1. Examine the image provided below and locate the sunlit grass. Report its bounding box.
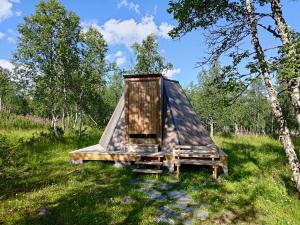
[0,126,300,224]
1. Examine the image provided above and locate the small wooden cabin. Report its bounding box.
[69,74,228,178]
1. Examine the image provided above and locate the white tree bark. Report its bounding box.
[270,0,300,133]
[246,0,300,192]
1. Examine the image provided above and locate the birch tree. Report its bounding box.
[168,0,300,191]
[132,35,172,74]
[268,0,300,132]
[13,0,81,136]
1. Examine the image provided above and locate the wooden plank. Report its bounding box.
[175,153,218,158]
[134,161,163,165]
[175,159,222,166]
[173,150,216,153]
[69,152,141,161]
[133,169,162,174]
[175,145,215,150]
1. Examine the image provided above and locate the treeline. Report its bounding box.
[0,0,171,137]
[185,63,298,136]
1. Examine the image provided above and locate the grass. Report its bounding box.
[0,123,300,224]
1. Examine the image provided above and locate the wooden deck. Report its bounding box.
[69,144,222,161]
[69,144,228,179]
[69,144,167,162]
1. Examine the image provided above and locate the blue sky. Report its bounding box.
[0,0,300,86]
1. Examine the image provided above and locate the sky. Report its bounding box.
[0,0,300,86]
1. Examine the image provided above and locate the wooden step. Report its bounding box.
[175,159,222,166]
[133,169,163,174]
[174,153,218,158]
[134,161,163,165]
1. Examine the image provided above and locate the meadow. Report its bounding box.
[0,115,300,225]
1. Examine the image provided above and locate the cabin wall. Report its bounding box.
[125,76,162,145]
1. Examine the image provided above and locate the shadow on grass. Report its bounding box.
[2,134,300,224]
[15,163,162,225]
[0,131,101,199]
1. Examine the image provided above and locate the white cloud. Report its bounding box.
[0,0,13,22]
[0,32,5,39]
[7,36,16,43]
[15,10,21,16]
[116,56,126,66]
[81,16,173,47]
[0,59,13,71]
[159,22,173,39]
[163,68,181,78]
[114,50,123,58]
[0,0,20,22]
[117,0,140,14]
[107,50,126,66]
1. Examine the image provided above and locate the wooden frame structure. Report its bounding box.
[69,74,228,178]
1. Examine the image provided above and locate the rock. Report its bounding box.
[159,206,180,220]
[168,178,179,184]
[130,179,143,185]
[156,183,172,191]
[183,219,193,225]
[113,161,131,168]
[173,203,195,213]
[104,197,113,203]
[195,210,209,221]
[37,208,48,216]
[69,159,83,164]
[143,179,156,184]
[139,179,157,188]
[169,191,193,204]
[122,196,135,204]
[155,215,175,224]
[137,188,165,200]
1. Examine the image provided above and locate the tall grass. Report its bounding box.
[0,112,50,130]
[0,119,300,224]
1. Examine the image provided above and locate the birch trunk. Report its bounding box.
[210,120,214,138]
[246,0,300,192]
[51,109,58,137]
[270,0,300,132]
[61,78,67,131]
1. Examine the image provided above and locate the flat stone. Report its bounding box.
[195,210,209,221]
[159,206,180,220]
[130,179,143,185]
[122,196,135,204]
[69,159,83,164]
[169,191,193,204]
[168,178,179,184]
[173,203,195,213]
[155,215,175,224]
[37,208,47,216]
[113,161,130,168]
[137,188,165,200]
[156,183,172,191]
[143,179,157,184]
[104,197,113,203]
[183,219,193,225]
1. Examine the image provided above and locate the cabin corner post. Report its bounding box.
[219,149,228,176]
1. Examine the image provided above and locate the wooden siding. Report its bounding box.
[125,76,161,145]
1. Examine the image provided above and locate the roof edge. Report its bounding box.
[123,73,162,79]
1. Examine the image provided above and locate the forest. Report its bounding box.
[1,0,300,224]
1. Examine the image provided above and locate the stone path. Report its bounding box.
[130,178,210,224]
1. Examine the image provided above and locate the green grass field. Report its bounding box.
[1,121,300,224]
